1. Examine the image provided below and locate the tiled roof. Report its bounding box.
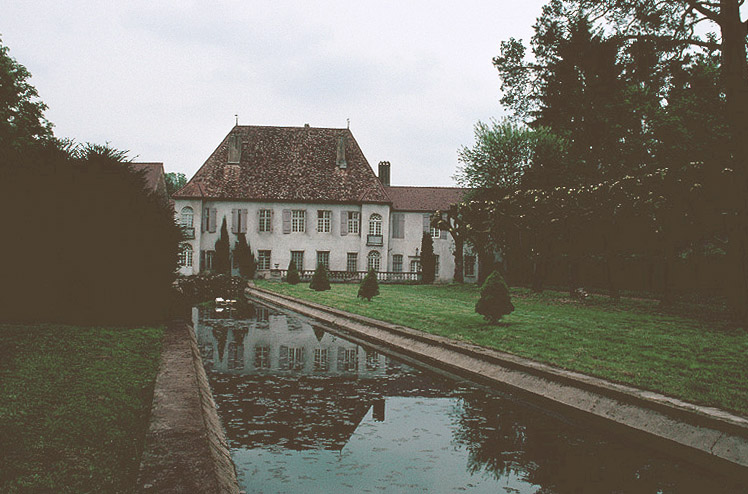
[384,186,467,212]
[174,126,390,204]
[131,162,168,201]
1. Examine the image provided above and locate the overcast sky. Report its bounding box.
[4,1,548,186]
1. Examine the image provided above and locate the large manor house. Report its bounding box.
[173,125,478,282]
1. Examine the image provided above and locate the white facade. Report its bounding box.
[175,199,476,282]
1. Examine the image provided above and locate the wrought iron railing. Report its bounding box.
[274,269,421,284]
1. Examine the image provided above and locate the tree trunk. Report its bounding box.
[531,254,545,292]
[477,246,493,285]
[453,236,465,283]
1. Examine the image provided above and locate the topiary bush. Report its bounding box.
[475,270,514,323]
[358,268,380,301]
[420,232,435,284]
[286,260,300,285]
[309,263,331,291]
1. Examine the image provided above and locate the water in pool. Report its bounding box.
[193,304,744,493]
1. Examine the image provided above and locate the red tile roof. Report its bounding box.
[174,126,390,204]
[131,162,168,200]
[384,186,467,212]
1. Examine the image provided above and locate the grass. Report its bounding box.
[0,324,163,494]
[256,280,748,416]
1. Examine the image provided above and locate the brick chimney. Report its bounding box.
[227,133,241,163]
[378,161,391,186]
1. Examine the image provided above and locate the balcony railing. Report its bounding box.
[274,270,421,284]
[180,226,195,239]
[366,234,384,246]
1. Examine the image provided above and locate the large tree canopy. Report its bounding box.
[0,37,53,153]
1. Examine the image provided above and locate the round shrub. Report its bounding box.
[475,270,514,323]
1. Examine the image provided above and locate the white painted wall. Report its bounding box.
[175,199,478,282]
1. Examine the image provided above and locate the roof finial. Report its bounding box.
[235,114,239,126]
[346,118,350,129]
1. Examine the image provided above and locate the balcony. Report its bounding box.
[181,226,195,240]
[366,234,383,246]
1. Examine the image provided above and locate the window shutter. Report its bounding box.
[440,228,447,240]
[422,213,430,233]
[202,208,209,232]
[337,347,346,372]
[256,209,261,233]
[399,214,406,239]
[303,210,308,233]
[282,209,291,234]
[300,347,306,365]
[241,209,248,233]
[200,250,206,271]
[279,345,289,370]
[231,209,238,233]
[340,211,348,236]
[209,209,217,233]
[270,210,274,233]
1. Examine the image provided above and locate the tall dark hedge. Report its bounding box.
[214,217,231,275]
[309,263,331,291]
[0,142,180,325]
[420,232,436,284]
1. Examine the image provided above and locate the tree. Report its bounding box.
[0,37,53,153]
[234,232,256,279]
[309,263,331,291]
[165,172,187,196]
[475,271,515,323]
[214,218,231,274]
[286,260,300,285]
[554,0,748,324]
[420,232,436,283]
[358,268,380,301]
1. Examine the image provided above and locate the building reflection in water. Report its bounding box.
[193,304,744,493]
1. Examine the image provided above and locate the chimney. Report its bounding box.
[336,135,347,169]
[378,161,391,186]
[227,133,241,163]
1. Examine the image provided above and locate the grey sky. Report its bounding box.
[4,1,548,186]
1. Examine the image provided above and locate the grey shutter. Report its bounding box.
[282,209,291,234]
[399,214,406,238]
[279,345,289,370]
[392,213,404,239]
[256,209,261,233]
[241,209,248,233]
[337,347,346,372]
[341,211,348,236]
[270,210,274,233]
[202,208,209,232]
[231,209,238,233]
[422,213,430,233]
[303,209,308,233]
[209,209,217,233]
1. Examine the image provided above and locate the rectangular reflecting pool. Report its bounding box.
[193,303,744,493]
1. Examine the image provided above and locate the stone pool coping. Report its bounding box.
[136,321,240,494]
[247,284,748,473]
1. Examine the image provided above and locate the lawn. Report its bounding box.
[256,281,748,416]
[0,324,163,494]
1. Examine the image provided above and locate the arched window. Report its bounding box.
[367,251,381,272]
[178,244,193,267]
[368,213,382,236]
[180,206,194,228]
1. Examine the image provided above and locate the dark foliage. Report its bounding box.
[309,263,331,291]
[234,232,256,279]
[0,142,180,325]
[420,232,436,284]
[214,218,231,275]
[475,271,515,323]
[358,268,380,301]
[286,260,300,285]
[164,172,187,197]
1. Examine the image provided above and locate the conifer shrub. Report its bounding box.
[358,268,380,301]
[214,218,231,275]
[475,270,514,323]
[234,233,256,279]
[309,262,331,291]
[420,232,436,284]
[286,260,300,285]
